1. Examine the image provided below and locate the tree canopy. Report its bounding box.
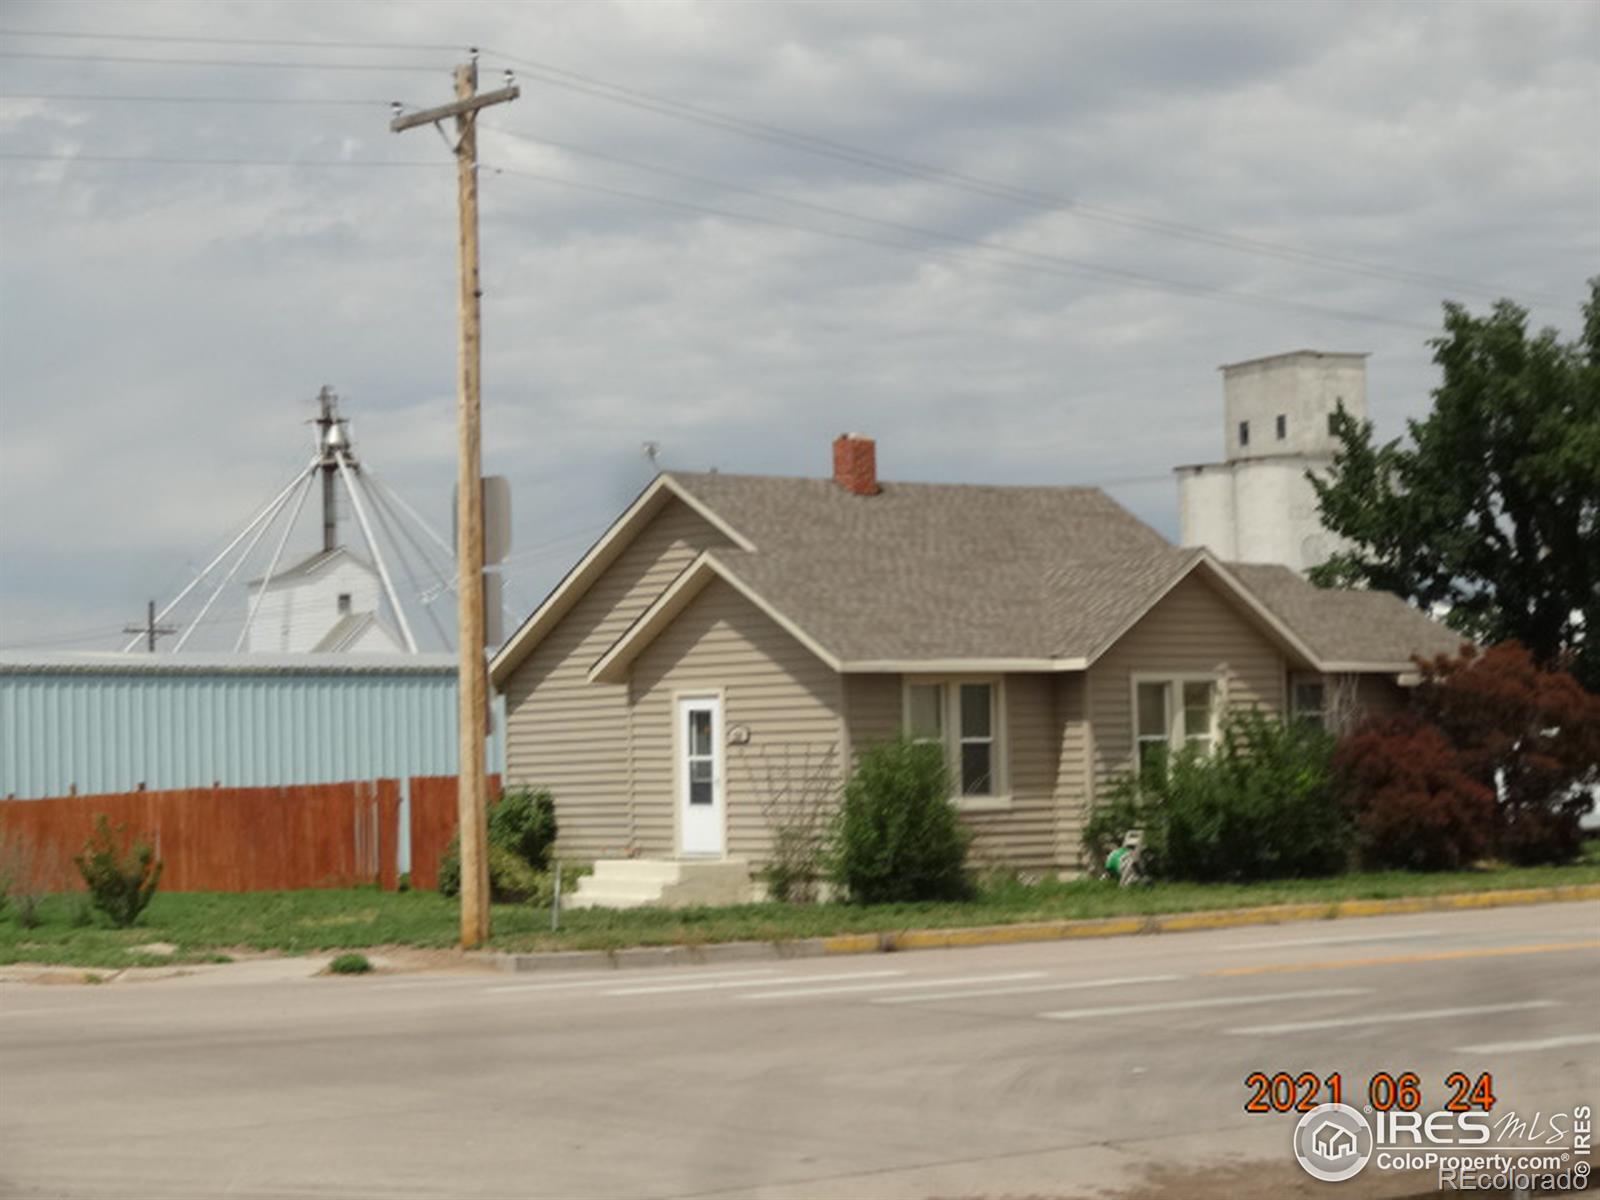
[1310,280,1600,690]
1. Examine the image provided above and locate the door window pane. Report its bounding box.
[959,684,992,738]
[688,708,711,756]
[689,758,712,806]
[908,684,942,741]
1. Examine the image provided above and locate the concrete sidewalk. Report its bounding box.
[6,882,1597,987]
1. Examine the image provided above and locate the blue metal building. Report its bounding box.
[0,652,505,800]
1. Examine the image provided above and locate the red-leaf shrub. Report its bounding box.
[1414,642,1600,864]
[1335,715,1496,870]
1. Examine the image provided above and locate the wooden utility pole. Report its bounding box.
[123,599,176,653]
[392,57,519,949]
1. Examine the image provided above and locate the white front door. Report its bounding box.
[678,695,724,857]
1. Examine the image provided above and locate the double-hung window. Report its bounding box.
[1291,676,1327,729]
[905,679,1002,804]
[1134,676,1219,779]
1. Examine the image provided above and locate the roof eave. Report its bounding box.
[838,657,1088,673]
[489,475,755,687]
[1080,551,1327,671]
[588,552,843,683]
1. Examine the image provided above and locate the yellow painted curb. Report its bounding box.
[817,883,1600,958]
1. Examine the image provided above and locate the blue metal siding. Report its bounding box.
[0,666,505,799]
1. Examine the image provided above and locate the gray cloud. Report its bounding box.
[1,0,1595,649]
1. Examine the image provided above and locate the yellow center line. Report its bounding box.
[1207,939,1600,977]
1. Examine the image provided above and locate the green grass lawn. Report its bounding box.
[6,843,1599,969]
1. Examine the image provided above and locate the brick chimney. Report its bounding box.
[832,433,879,496]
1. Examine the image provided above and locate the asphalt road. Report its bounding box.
[2,903,1597,1200]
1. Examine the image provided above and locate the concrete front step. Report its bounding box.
[567,858,756,910]
[590,859,689,885]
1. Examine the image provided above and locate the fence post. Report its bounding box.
[377,780,400,892]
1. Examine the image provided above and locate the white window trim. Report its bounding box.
[901,675,1010,812]
[1128,671,1225,771]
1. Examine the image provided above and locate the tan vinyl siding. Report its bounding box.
[629,578,844,861]
[842,675,900,763]
[962,673,1059,872]
[1088,572,1287,793]
[842,672,1064,873]
[1053,673,1091,874]
[500,500,731,859]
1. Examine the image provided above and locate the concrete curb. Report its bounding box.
[482,882,1600,973]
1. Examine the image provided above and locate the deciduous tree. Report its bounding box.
[1311,281,1600,689]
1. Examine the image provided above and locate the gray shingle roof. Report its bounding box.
[662,472,1462,669]
[1224,562,1467,666]
[668,473,1197,661]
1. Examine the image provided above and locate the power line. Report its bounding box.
[483,161,1440,334]
[479,49,1568,308]
[0,151,445,168]
[0,49,448,73]
[0,27,1559,305]
[1,91,391,107]
[2,146,1435,331]
[2,141,1438,329]
[0,27,464,53]
[492,128,1441,332]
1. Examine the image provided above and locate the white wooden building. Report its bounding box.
[243,547,403,655]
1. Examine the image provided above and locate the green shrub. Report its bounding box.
[328,952,373,975]
[1085,711,1350,883]
[831,739,971,904]
[73,814,163,928]
[437,841,545,903]
[487,788,558,870]
[438,788,559,898]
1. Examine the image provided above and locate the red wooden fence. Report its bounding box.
[406,774,500,891]
[0,777,477,893]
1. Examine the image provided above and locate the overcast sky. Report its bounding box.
[1,0,1595,652]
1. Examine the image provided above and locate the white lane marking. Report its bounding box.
[1220,930,1440,951]
[378,976,546,990]
[610,970,907,997]
[1455,1032,1600,1055]
[872,974,1187,1005]
[1231,999,1559,1036]
[741,971,1049,1001]
[1041,987,1372,1021]
[486,968,778,994]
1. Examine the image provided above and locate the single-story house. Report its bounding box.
[489,435,1462,902]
